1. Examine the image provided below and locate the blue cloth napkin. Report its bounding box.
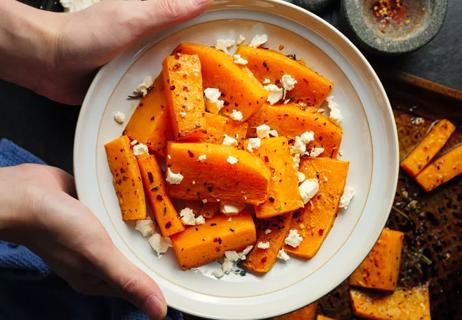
[0,138,182,320]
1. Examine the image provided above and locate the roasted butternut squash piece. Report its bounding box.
[350,228,404,291]
[350,285,431,320]
[123,75,172,156]
[273,303,317,320]
[415,144,462,192]
[401,119,455,177]
[137,154,185,237]
[163,53,206,141]
[247,104,342,157]
[285,158,349,259]
[237,45,333,107]
[171,210,256,269]
[253,137,303,218]
[203,112,248,145]
[175,43,267,121]
[244,213,292,274]
[316,315,335,320]
[166,142,270,205]
[182,200,220,219]
[105,135,146,221]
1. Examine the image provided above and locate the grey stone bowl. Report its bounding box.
[341,0,448,55]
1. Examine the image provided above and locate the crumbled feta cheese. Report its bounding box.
[284,99,291,104]
[179,111,187,118]
[299,178,319,204]
[135,218,155,237]
[215,38,235,54]
[195,215,206,225]
[166,168,184,185]
[198,154,207,162]
[247,137,261,152]
[204,88,224,111]
[230,109,243,121]
[257,241,270,249]
[281,74,297,91]
[227,156,239,165]
[237,34,246,45]
[167,154,172,160]
[113,111,126,124]
[225,251,241,262]
[179,208,196,225]
[339,186,355,209]
[277,249,291,262]
[264,84,283,105]
[222,134,238,146]
[221,203,244,215]
[233,54,248,65]
[222,259,234,274]
[326,96,343,126]
[269,129,279,137]
[300,131,315,144]
[202,199,208,204]
[148,233,172,256]
[256,124,271,139]
[292,153,301,169]
[284,229,303,248]
[264,228,272,235]
[309,147,325,158]
[130,139,138,146]
[133,76,154,97]
[249,34,268,48]
[291,136,307,154]
[297,171,306,183]
[212,268,224,279]
[411,117,425,125]
[133,143,149,156]
[240,245,254,257]
[262,78,271,85]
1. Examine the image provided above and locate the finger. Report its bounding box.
[94,248,167,320]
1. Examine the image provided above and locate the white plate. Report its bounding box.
[74,1,399,319]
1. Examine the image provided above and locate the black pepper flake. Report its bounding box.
[147,172,154,183]
[156,195,163,201]
[170,85,176,90]
[165,221,172,229]
[187,150,194,158]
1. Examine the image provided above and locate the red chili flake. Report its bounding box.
[156,195,163,201]
[147,172,154,183]
[165,222,172,229]
[318,229,324,236]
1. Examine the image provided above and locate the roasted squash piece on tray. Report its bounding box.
[272,302,317,320]
[203,112,248,145]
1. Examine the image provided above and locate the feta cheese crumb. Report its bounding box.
[269,129,279,137]
[411,117,425,125]
[179,208,196,225]
[148,233,172,256]
[113,111,126,124]
[221,259,234,274]
[202,199,208,204]
[263,84,283,105]
[264,228,272,235]
[133,143,149,156]
[134,76,154,97]
[230,109,244,121]
[249,34,268,48]
[297,171,306,183]
[225,251,241,262]
[284,99,291,105]
[130,140,138,146]
[204,88,224,111]
[256,124,271,139]
[284,229,303,248]
[326,96,343,126]
[247,138,261,152]
[135,218,155,237]
[299,178,319,204]
[300,131,315,144]
[277,249,291,262]
[309,147,325,158]
[179,111,187,118]
[291,136,307,154]
[233,54,248,65]
[292,153,301,170]
[339,186,355,209]
[227,156,239,165]
[222,134,238,146]
[166,168,184,185]
[195,215,206,225]
[215,38,235,54]
[281,74,297,91]
[198,154,207,162]
[262,78,271,85]
[212,268,224,279]
[257,241,270,249]
[237,34,246,45]
[240,245,254,257]
[221,203,244,215]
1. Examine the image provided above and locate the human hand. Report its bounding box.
[0,0,211,105]
[0,164,167,320]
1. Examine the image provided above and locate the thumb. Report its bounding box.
[98,248,167,320]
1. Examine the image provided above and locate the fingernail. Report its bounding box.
[144,294,167,320]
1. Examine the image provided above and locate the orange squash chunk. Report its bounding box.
[244,213,292,274]
[350,285,431,320]
[316,315,335,320]
[203,112,248,145]
[252,137,303,218]
[237,45,333,107]
[171,210,256,269]
[415,144,462,192]
[401,119,455,177]
[247,104,342,157]
[166,142,270,205]
[285,158,349,259]
[104,135,146,221]
[123,75,172,156]
[163,53,206,141]
[137,154,185,237]
[182,200,220,219]
[273,302,317,320]
[350,228,404,291]
[175,43,267,121]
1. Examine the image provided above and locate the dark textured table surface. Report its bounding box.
[1,0,461,174]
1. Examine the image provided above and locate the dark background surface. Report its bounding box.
[0,0,461,174]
